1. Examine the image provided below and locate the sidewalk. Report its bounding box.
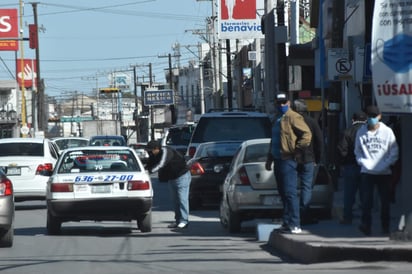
[266,180,412,263]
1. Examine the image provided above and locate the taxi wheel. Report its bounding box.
[137,211,152,233]
[47,211,62,235]
[228,208,241,233]
[0,225,13,247]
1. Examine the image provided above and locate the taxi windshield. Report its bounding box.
[57,149,140,173]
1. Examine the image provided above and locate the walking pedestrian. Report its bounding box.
[354,105,399,236]
[293,99,324,225]
[337,111,367,225]
[266,93,312,234]
[145,140,191,229]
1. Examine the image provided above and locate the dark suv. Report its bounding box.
[186,111,272,158]
[162,123,196,156]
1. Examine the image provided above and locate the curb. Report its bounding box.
[268,231,412,263]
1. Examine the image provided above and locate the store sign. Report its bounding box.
[144,89,174,106]
[372,0,412,113]
[217,0,264,39]
[16,59,37,88]
[0,9,18,51]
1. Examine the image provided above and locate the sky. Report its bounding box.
[0,0,213,99]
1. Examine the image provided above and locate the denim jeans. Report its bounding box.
[342,164,361,221]
[359,173,391,231]
[168,171,191,224]
[274,159,300,228]
[298,162,315,211]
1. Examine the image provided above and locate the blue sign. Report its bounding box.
[144,89,174,106]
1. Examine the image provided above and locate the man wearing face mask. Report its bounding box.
[354,105,399,236]
[265,92,312,234]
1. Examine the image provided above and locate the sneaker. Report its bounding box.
[176,222,188,229]
[290,227,302,234]
[167,223,178,228]
[273,223,289,233]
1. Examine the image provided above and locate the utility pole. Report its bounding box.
[226,39,233,110]
[31,2,44,132]
[130,64,141,142]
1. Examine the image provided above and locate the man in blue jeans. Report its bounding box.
[337,111,366,224]
[266,93,312,234]
[145,140,191,229]
[293,99,324,225]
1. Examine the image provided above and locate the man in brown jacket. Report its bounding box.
[266,92,312,234]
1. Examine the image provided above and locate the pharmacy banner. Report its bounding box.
[218,0,264,39]
[372,0,412,113]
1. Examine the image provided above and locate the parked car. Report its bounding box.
[187,141,242,209]
[129,142,149,164]
[51,137,89,153]
[0,138,59,202]
[46,146,153,235]
[219,138,334,233]
[186,111,271,158]
[162,123,196,156]
[89,135,127,146]
[0,169,14,247]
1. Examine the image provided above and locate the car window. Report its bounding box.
[196,143,240,158]
[165,126,194,146]
[58,149,140,173]
[0,143,44,156]
[90,137,125,146]
[244,143,270,163]
[191,117,271,143]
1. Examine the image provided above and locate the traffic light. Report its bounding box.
[29,24,38,49]
[99,88,120,93]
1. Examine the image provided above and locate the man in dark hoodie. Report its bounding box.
[145,140,191,229]
[337,111,366,225]
[293,99,324,224]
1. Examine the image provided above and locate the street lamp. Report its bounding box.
[0,109,7,119]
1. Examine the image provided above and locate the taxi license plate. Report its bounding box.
[262,195,281,206]
[6,167,21,176]
[91,185,111,193]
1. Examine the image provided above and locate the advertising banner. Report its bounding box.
[372,0,412,113]
[218,0,264,39]
[0,9,18,51]
[16,59,37,88]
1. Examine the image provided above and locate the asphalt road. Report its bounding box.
[0,176,411,274]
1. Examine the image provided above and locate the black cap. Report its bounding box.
[275,92,289,104]
[352,111,367,121]
[147,140,161,150]
[366,105,381,117]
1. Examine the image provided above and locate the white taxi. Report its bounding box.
[46,146,153,235]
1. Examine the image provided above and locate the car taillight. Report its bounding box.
[190,162,205,175]
[238,166,250,185]
[188,147,196,157]
[51,183,73,192]
[36,163,53,175]
[0,178,13,196]
[127,180,150,190]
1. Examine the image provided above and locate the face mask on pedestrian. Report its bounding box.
[278,105,289,114]
[367,117,379,127]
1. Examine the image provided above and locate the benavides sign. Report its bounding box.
[218,0,264,40]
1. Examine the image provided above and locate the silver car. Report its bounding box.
[0,169,14,247]
[220,138,334,233]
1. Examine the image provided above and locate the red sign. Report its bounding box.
[220,0,256,20]
[0,9,19,51]
[16,59,37,88]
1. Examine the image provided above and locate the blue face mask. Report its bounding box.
[367,117,379,127]
[278,105,289,114]
[382,33,412,73]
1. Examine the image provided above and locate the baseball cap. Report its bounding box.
[365,105,381,117]
[275,92,289,104]
[352,111,367,121]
